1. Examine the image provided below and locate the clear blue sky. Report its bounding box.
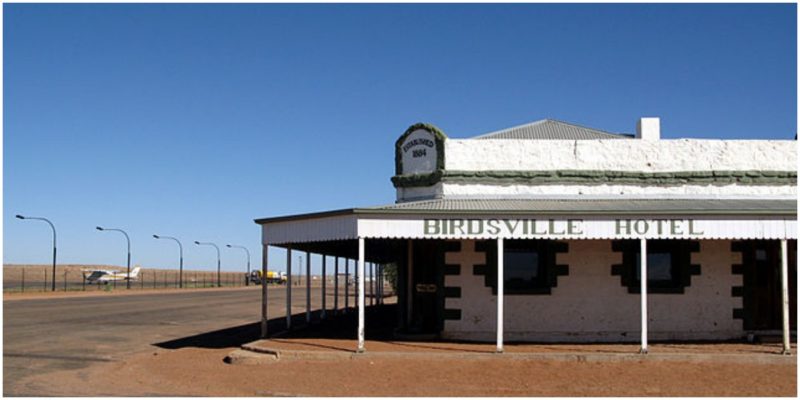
[4,3,797,272]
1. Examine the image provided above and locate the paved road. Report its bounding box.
[4,286,357,396]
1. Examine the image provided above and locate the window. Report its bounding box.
[612,240,700,294]
[634,249,679,289]
[505,247,545,293]
[477,240,568,295]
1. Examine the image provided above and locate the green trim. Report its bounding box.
[391,169,798,188]
[394,123,447,175]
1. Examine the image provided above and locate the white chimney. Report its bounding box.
[636,117,660,141]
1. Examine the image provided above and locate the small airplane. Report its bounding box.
[82,267,141,284]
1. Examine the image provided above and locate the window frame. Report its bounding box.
[612,239,700,294]
[479,239,568,295]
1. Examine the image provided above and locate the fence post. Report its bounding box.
[82,271,85,291]
[43,267,47,292]
[64,269,68,291]
[141,271,145,289]
[153,270,156,289]
[22,268,25,293]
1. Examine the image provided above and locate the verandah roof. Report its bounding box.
[255,198,797,246]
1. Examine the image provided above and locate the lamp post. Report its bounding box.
[16,215,57,292]
[226,244,251,286]
[195,241,221,287]
[154,235,184,288]
[96,226,131,289]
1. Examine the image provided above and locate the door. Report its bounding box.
[409,240,444,334]
[741,240,797,330]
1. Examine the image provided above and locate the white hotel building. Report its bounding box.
[255,118,797,354]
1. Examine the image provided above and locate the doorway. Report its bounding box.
[740,240,797,331]
[408,240,444,334]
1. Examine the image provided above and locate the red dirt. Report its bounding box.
[21,343,797,397]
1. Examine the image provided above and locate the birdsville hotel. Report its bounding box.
[255,118,797,354]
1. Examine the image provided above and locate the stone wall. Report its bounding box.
[442,239,743,342]
[445,139,796,172]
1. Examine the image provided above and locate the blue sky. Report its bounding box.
[4,3,797,272]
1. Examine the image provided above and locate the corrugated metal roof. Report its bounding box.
[255,198,796,224]
[472,119,633,140]
[367,198,797,215]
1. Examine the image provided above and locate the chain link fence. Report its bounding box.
[3,265,250,293]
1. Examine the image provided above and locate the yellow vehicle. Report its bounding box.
[248,270,287,284]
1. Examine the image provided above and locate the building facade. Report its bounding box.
[256,118,797,352]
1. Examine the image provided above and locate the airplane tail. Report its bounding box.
[128,267,141,279]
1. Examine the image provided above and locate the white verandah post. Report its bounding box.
[780,239,791,355]
[321,255,327,320]
[496,237,504,353]
[334,257,339,314]
[640,238,648,354]
[306,251,311,324]
[357,238,366,353]
[407,240,413,326]
[286,245,292,330]
[261,244,269,338]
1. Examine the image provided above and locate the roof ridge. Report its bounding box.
[541,119,626,138]
[470,119,549,139]
[470,118,630,140]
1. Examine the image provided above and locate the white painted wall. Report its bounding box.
[445,139,796,172]
[441,183,797,198]
[443,239,743,342]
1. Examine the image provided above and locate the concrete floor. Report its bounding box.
[3,285,356,396]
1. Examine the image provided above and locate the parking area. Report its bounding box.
[4,288,796,397]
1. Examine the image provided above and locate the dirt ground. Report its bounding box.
[23,343,796,397]
[6,290,796,397]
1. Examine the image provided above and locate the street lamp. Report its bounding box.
[154,235,184,288]
[16,215,57,292]
[195,241,221,287]
[97,226,131,289]
[226,244,251,286]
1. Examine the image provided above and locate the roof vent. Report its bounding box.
[636,117,660,141]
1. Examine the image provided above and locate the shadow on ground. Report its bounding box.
[154,304,397,350]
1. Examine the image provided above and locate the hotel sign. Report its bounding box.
[423,218,705,237]
[352,217,796,241]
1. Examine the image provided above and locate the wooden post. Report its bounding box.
[640,238,649,354]
[321,255,327,319]
[334,257,339,314]
[780,239,791,355]
[286,246,293,330]
[357,238,366,353]
[496,237,504,353]
[306,252,311,324]
[261,244,269,338]
[345,259,350,312]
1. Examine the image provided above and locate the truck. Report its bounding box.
[248,270,287,285]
